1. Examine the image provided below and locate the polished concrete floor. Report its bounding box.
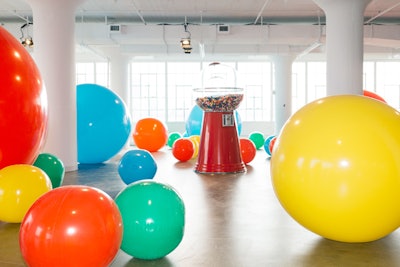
[2,148,400,267]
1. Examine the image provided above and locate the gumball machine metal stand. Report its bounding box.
[194,63,246,174]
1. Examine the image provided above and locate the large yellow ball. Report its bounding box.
[271,95,400,243]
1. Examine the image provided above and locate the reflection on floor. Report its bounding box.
[2,148,400,267]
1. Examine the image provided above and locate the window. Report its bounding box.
[76,63,94,84]
[376,62,400,108]
[130,62,166,122]
[76,62,109,87]
[237,62,272,121]
[77,59,400,128]
[167,62,201,122]
[306,62,326,102]
[292,62,307,112]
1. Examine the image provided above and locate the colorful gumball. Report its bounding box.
[249,131,265,150]
[133,118,168,152]
[115,180,185,260]
[172,138,195,162]
[239,138,257,164]
[167,132,182,148]
[0,164,52,223]
[19,186,123,267]
[33,153,65,188]
[0,27,48,169]
[271,95,400,243]
[118,149,157,185]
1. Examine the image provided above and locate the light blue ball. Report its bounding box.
[77,83,132,164]
[185,105,204,136]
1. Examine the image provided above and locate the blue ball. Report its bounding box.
[77,84,132,164]
[118,149,157,185]
[185,105,203,136]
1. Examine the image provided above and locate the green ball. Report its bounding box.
[249,131,265,150]
[33,153,65,188]
[167,132,182,148]
[115,180,185,260]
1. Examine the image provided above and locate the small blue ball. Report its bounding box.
[118,149,157,185]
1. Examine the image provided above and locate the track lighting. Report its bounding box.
[20,22,34,48]
[21,37,34,47]
[180,37,192,54]
[180,23,192,54]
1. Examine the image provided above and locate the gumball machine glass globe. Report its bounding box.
[193,62,244,112]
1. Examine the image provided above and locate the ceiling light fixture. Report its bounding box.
[20,22,34,48]
[180,22,192,54]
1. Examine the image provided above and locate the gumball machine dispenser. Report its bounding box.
[193,62,246,174]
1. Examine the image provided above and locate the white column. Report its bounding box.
[27,0,85,171]
[272,54,294,134]
[109,53,131,108]
[107,50,132,148]
[313,0,372,95]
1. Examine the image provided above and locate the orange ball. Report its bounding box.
[172,138,194,162]
[133,118,168,152]
[239,138,257,164]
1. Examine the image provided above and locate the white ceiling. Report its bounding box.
[2,0,400,25]
[2,0,400,60]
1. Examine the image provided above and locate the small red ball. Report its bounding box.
[240,138,257,164]
[172,138,194,162]
[269,137,277,155]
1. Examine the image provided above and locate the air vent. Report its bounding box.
[109,24,121,33]
[217,25,230,34]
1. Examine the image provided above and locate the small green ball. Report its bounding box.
[33,153,65,188]
[249,131,265,150]
[167,132,182,148]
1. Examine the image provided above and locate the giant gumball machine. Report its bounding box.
[194,62,245,174]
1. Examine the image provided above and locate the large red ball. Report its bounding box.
[19,186,123,267]
[0,27,48,169]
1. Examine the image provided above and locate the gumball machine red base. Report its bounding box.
[194,63,246,174]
